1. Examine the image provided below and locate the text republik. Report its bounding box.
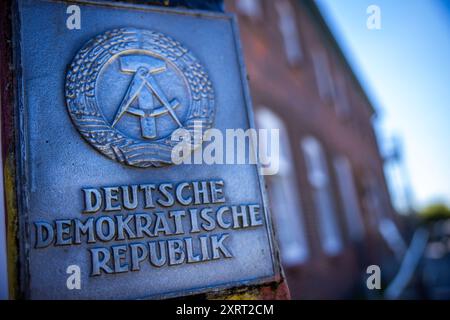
[32,179,267,276]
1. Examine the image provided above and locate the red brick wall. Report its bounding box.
[227,0,397,298]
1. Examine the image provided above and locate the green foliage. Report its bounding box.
[419,203,450,222]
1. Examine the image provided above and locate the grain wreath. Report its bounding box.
[65,28,215,168]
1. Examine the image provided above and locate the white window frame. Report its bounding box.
[333,156,365,241]
[275,0,303,66]
[236,0,262,21]
[301,136,342,256]
[256,108,309,265]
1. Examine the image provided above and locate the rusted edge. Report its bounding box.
[0,0,21,300]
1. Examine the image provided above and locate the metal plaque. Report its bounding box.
[12,0,278,299]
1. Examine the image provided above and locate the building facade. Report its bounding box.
[227,0,405,298]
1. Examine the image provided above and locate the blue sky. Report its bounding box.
[316,0,450,211]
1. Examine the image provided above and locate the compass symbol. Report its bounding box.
[66,28,214,167]
[112,54,183,139]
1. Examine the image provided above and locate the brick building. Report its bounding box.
[227,0,406,298]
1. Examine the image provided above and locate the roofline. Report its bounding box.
[300,0,377,116]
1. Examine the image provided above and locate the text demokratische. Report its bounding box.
[33,180,265,275]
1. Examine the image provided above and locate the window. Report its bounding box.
[275,0,303,66]
[301,136,342,255]
[312,51,335,102]
[256,108,309,265]
[334,75,351,118]
[333,156,365,241]
[236,0,262,20]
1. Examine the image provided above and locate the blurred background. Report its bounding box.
[225,0,450,299]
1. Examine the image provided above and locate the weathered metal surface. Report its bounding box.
[11,0,280,299]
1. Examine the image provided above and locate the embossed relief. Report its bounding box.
[15,0,277,299]
[65,28,215,168]
[33,180,265,276]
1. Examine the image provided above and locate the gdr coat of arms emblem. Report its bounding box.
[65,28,215,168]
